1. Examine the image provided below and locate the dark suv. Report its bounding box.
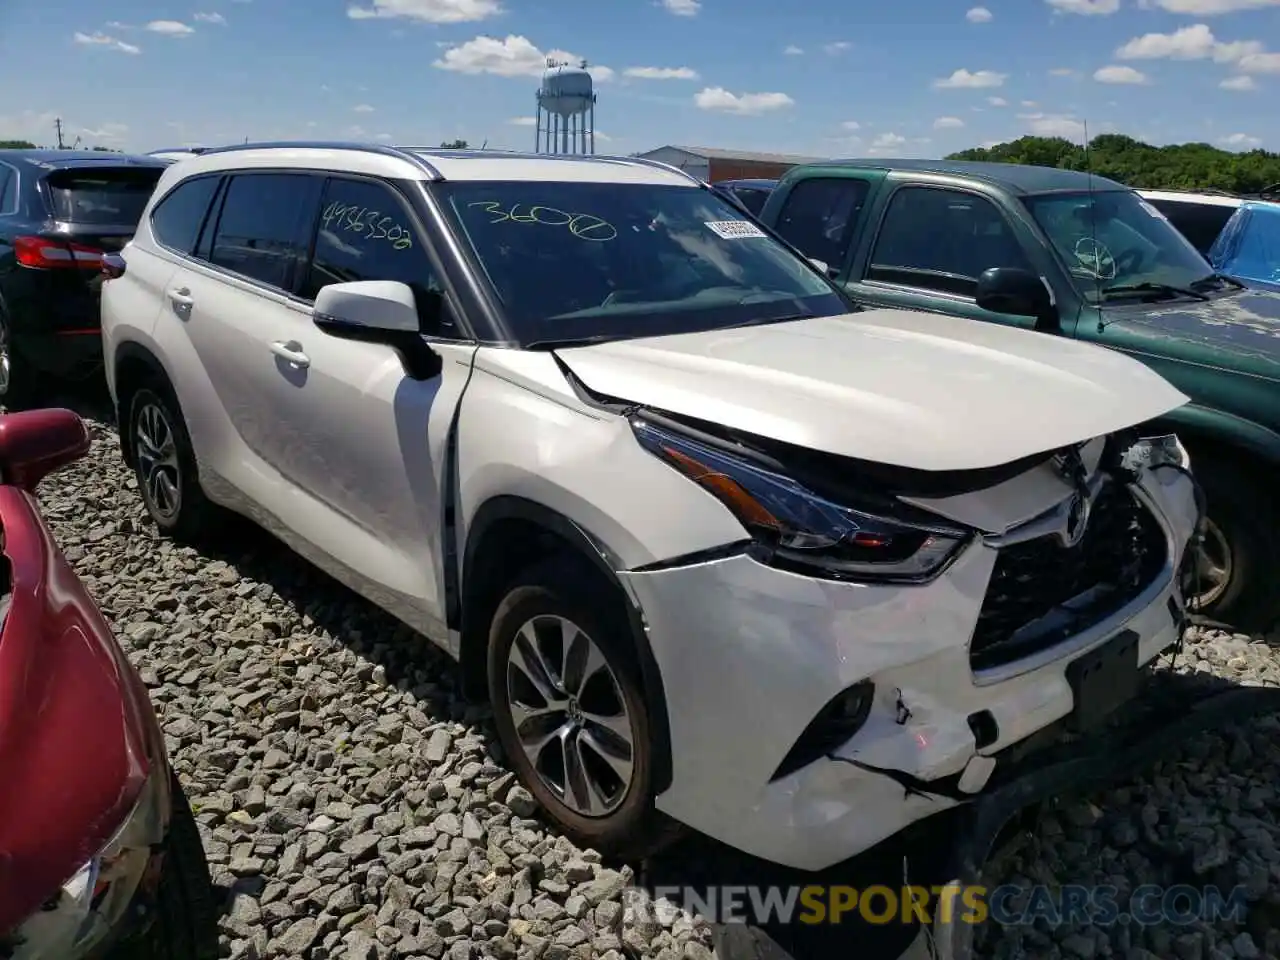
[0,151,167,405]
[757,159,1280,631]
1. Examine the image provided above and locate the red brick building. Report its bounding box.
[632,145,826,183]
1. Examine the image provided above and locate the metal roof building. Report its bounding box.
[632,145,826,183]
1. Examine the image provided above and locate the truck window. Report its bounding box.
[772,178,869,272]
[866,186,1031,296]
[1143,198,1235,256]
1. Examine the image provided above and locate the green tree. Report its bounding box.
[947,135,1280,194]
[440,139,468,149]
[0,139,37,149]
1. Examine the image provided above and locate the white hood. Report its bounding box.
[555,309,1189,472]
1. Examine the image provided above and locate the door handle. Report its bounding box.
[269,340,311,368]
[167,286,193,307]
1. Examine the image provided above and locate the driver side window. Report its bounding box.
[866,186,1032,296]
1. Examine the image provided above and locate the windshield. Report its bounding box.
[437,181,847,345]
[1023,189,1213,301]
[45,168,162,226]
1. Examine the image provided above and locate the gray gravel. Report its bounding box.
[36,410,1280,960]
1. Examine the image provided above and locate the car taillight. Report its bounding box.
[13,236,105,270]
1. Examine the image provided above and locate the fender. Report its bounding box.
[460,495,674,794]
[111,341,175,467]
[1145,402,1280,469]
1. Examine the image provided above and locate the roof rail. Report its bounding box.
[196,141,443,180]
[617,154,704,185]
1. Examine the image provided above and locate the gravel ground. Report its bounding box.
[35,408,1280,960]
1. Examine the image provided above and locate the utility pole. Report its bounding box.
[55,117,66,149]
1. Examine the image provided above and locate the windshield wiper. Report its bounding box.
[1099,281,1208,302]
[1190,272,1245,291]
[525,334,625,351]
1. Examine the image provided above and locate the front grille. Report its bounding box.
[970,479,1167,670]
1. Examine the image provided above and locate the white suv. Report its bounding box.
[101,142,1200,871]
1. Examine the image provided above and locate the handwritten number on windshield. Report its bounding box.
[467,201,617,241]
[321,202,414,250]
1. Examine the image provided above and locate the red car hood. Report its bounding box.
[0,486,155,935]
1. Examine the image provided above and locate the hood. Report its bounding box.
[1102,286,1280,380]
[555,310,1189,472]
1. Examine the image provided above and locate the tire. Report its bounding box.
[109,776,218,960]
[1181,453,1280,633]
[0,312,32,411]
[127,384,214,541]
[486,554,681,861]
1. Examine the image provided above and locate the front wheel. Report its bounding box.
[1181,455,1280,633]
[486,555,680,860]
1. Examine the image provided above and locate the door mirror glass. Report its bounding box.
[0,408,91,492]
[313,281,442,380]
[975,267,1058,328]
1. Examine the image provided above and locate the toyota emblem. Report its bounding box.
[1063,491,1090,547]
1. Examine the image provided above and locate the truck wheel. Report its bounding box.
[486,554,683,861]
[109,776,218,960]
[1182,456,1280,633]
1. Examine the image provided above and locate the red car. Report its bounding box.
[0,409,216,959]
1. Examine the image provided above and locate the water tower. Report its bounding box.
[535,58,597,155]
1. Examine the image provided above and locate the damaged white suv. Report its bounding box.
[100,143,1199,871]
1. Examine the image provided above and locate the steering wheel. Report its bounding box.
[1113,247,1144,276]
[1072,237,1117,280]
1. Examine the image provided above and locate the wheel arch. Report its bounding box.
[1145,403,1280,475]
[112,341,175,468]
[457,494,674,794]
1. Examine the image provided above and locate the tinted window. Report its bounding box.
[1144,198,1234,255]
[300,177,446,332]
[0,169,15,212]
[438,181,846,345]
[209,174,319,290]
[868,187,1031,295]
[773,178,870,271]
[151,176,220,254]
[733,188,770,216]
[45,168,163,225]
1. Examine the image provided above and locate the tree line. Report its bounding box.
[948,134,1280,195]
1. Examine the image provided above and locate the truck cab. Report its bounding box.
[757,158,1280,631]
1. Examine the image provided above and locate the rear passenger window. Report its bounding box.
[867,187,1031,295]
[209,174,320,290]
[773,178,870,273]
[299,177,447,333]
[0,168,12,213]
[151,176,220,255]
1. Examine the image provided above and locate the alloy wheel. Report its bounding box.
[135,401,182,522]
[1183,517,1233,612]
[0,318,11,398]
[505,614,636,818]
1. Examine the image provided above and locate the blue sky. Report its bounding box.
[1,0,1277,157]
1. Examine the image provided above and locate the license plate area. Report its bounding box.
[1066,628,1140,732]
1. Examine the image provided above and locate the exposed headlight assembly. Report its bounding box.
[1122,433,1191,472]
[632,419,971,583]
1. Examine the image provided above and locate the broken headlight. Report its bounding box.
[1122,434,1191,472]
[632,419,971,583]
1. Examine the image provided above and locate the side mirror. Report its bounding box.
[809,257,832,276]
[312,281,443,380]
[975,267,1059,330]
[0,408,91,492]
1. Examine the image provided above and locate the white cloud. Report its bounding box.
[375,133,393,141]
[933,68,1007,88]
[348,0,501,22]
[79,122,128,141]
[1237,51,1280,71]
[1094,64,1149,83]
[1047,0,1120,13]
[783,44,803,55]
[434,35,614,81]
[841,120,861,130]
[353,104,376,112]
[193,12,226,23]
[660,0,701,14]
[146,20,195,35]
[1220,131,1262,148]
[508,116,537,125]
[624,66,699,79]
[966,6,994,20]
[1143,0,1280,13]
[1021,112,1087,138]
[987,95,1008,105]
[0,110,60,145]
[868,132,908,154]
[1115,23,1263,62]
[934,116,966,129]
[1049,67,1081,76]
[824,41,851,54]
[693,86,795,115]
[73,31,141,53]
[1220,74,1257,88]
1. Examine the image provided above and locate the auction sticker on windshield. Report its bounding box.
[705,220,767,239]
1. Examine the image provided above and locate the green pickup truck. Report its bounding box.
[756,159,1280,631]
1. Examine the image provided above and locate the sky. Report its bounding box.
[1,0,1278,158]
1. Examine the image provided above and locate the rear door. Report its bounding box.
[767,175,879,277]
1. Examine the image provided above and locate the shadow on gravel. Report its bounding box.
[40,381,1280,960]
